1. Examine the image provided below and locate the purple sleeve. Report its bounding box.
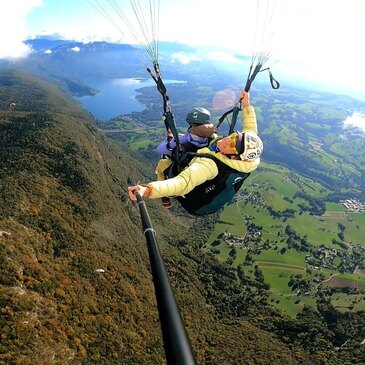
[156,139,176,155]
[156,134,188,155]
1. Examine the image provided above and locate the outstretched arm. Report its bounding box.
[240,90,258,134]
[128,157,218,200]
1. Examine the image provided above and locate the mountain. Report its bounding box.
[25,38,76,52]
[13,40,145,82]
[8,38,250,90]
[0,70,318,364]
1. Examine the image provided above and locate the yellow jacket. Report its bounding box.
[147,105,259,199]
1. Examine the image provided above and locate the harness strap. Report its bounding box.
[245,63,263,92]
[216,105,241,132]
[147,63,182,162]
[268,69,280,89]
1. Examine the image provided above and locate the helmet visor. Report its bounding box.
[217,133,242,155]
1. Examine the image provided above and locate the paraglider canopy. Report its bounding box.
[87,0,160,66]
[94,268,105,274]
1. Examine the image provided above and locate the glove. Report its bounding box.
[240,90,250,107]
[128,185,151,201]
[166,128,174,139]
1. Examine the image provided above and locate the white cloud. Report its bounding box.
[70,46,80,52]
[171,52,202,65]
[343,112,365,134]
[44,49,52,54]
[170,50,243,66]
[0,0,43,59]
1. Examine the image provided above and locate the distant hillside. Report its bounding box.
[12,40,148,80]
[7,38,247,93]
[25,38,76,52]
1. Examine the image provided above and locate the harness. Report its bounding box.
[164,150,250,216]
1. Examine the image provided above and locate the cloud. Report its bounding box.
[171,52,202,65]
[343,112,365,134]
[70,46,80,52]
[170,50,244,66]
[0,0,43,59]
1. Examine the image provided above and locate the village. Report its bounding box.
[341,199,365,212]
[220,228,365,276]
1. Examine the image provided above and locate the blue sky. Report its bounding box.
[1,0,365,104]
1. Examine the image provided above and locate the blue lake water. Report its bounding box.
[75,78,155,121]
[76,78,185,121]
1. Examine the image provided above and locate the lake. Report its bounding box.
[76,77,184,121]
[75,78,154,121]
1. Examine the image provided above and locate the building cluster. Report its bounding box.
[305,246,337,270]
[223,232,246,248]
[341,199,365,212]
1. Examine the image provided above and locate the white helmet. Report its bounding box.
[239,131,263,161]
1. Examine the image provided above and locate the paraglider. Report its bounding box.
[128,90,262,215]
[88,0,280,215]
[9,102,16,108]
[94,268,105,274]
[87,3,283,363]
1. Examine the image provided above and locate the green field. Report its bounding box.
[347,213,365,243]
[349,212,365,226]
[331,293,365,312]
[232,248,247,268]
[270,294,317,318]
[326,202,346,212]
[254,173,299,199]
[210,241,235,262]
[209,203,247,239]
[260,266,304,295]
[205,162,365,317]
[254,249,306,268]
[287,212,340,246]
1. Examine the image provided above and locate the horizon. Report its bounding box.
[0,1,364,101]
[0,0,365,132]
[23,35,365,135]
